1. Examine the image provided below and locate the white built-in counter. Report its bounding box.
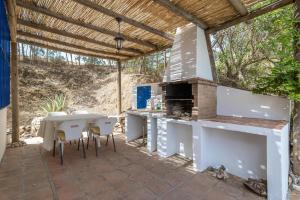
[125,86,291,200]
[195,116,289,200]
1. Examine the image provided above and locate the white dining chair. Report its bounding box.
[89,117,117,156]
[72,110,90,140]
[48,112,67,157]
[53,120,86,165]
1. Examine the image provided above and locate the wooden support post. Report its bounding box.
[11,41,19,143]
[204,32,217,82]
[294,0,300,61]
[293,0,300,176]
[117,60,122,115]
[6,0,19,143]
[164,50,167,69]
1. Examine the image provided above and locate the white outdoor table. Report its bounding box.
[38,113,106,151]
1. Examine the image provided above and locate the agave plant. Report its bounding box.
[40,94,67,114]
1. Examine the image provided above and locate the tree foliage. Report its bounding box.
[212,4,299,101]
[253,5,300,101]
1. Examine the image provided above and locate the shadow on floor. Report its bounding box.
[0,134,278,200]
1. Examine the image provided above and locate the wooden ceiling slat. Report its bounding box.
[17,30,131,59]
[18,19,143,55]
[16,0,158,49]
[14,0,288,61]
[73,0,174,41]
[17,38,119,60]
[152,0,208,29]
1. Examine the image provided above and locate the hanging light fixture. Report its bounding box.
[114,17,124,52]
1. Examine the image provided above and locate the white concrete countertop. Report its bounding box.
[126,110,165,118]
[198,115,288,136]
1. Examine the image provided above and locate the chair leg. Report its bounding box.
[82,138,86,159]
[87,136,89,149]
[53,140,56,157]
[60,143,64,165]
[106,135,109,146]
[77,138,80,151]
[111,133,116,152]
[95,137,98,157]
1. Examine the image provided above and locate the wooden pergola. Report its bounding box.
[5,0,294,142]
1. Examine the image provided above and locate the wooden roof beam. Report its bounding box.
[152,0,208,29]
[16,0,158,49]
[207,0,293,33]
[18,19,143,55]
[228,0,248,16]
[123,44,172,61]
[17,38,119,61]
[72,0,174,41]
[17,30,131,59]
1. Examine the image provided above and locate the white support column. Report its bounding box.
[267,125,289,200]
[157,117,168,157]
[192,122,206,171]
[147,116,158,153]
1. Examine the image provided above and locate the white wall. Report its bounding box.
[196,27,213,80]
[125,113,146,142]
[217,86,290,120]
[171,123,193,159]
[202,127,267,179]
[163,24,212,82]
[0,107,7,162]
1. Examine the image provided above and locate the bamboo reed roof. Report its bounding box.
[15,0,290,61]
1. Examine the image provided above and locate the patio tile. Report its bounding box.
[24,185,53,200]
[103,169,129,185]
[56,182,84,200]
[203,190,237,200]
[0,135,275,200]
[90,188,123,200]
[289,190,300,200]
[163,168,195,187]
[113,178,144,198]
[80,175,113,195]
[143,175,173,196]
[159,189,200,200]
[124,187,157,200]
[179,173,218,197]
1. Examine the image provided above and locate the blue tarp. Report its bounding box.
[0,0,10,109]
[137,86,151,109]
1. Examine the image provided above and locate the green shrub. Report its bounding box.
[40,94,67,114]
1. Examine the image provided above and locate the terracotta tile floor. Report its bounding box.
[0,134,295,200]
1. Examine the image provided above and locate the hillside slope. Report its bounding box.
[7,61,161,127]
